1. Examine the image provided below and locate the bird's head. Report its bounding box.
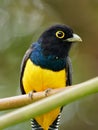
[38,24,82,58]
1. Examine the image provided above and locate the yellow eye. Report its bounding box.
[56,31,65,39]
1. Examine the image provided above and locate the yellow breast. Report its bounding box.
[22,59,67,130]
[22,59,66,93]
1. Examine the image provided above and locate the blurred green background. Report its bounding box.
[0,0,98,130]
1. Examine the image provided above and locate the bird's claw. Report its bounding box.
[45,88,53,97]
[28,90,36,99]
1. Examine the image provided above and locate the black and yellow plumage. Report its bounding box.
[20,24,82,130]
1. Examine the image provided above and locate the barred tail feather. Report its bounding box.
[49,114,61,130]
[31,119,43,130]
[31,113,61,130]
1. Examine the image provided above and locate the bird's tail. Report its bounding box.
[48,114,61,130]
[31,119,43,130]
[31,114,61,130]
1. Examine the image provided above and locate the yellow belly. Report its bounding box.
[22,59,66,129]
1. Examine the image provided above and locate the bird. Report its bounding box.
[20,24,82,130]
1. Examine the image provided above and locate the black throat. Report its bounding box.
[39,38,72,58]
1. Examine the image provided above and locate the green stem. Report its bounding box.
[0,77,98,129]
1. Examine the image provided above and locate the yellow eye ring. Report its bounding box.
[56,31,65,39]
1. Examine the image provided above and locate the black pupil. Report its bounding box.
[58,32,63,37]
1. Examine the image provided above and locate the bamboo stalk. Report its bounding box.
[0,77,98,129]
[0,88,65,110]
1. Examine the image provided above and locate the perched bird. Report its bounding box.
[20,24,82,130]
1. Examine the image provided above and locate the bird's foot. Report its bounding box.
[28,90,36,99]
[44,88,53,97]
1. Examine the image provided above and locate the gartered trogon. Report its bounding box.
[20,24,82,130]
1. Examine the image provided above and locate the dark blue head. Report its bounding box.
[30,24,82,71]
[38,24,82,58]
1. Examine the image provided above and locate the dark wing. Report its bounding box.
[66,56,72,86]
[20,44,33,94]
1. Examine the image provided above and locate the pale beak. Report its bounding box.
[66,34,82,43]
